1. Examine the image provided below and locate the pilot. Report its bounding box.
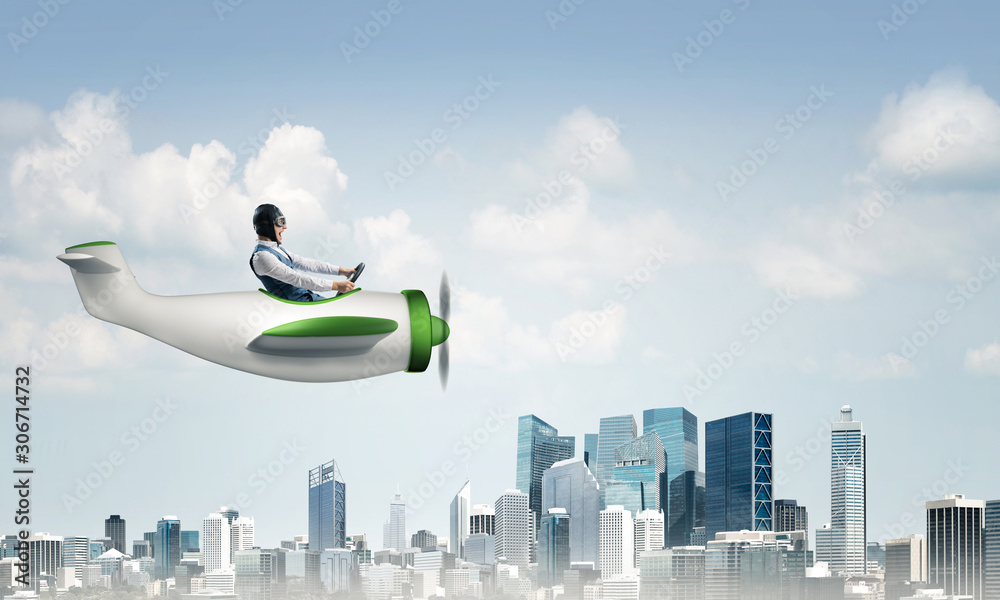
[249,204,356,301]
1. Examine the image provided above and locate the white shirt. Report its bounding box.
[251,240,340,292]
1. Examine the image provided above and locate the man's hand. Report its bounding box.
[339,266,356,276]
[334,280,355,293]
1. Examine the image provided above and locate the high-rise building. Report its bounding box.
[639,546,704,600]
[104,516,126,553]
[705,412,773,538]
[449,480,471,559]
[775,499,808,535]
[181,530,200,553]
[605,480,646,519]
[600,505,635,580]
[27,533,62,590]
[515,415,575,528]
[234,549,273,600]
[635,510,665,564]
[987,499,1000,600]
[411,530,437,550]
[542,458,602,570]
[308,460,346,552]
[827,405,866,575]
[927,494,984,599]
[596,415,638,488]
[383,493,406,551]
[465,534,495,565]
[319,549,356,593]
[584,433,599,470]
[202,513,231,574]
[495,490,530,566]
[144,532,156,558]
[885,535,926,586]
[231,517,255,562]
[470,504,495,535]
[538,509,571,588]
[62,536,89,580]
[155,516,181,580]
[643,408,703,549]
[132,540,151,559]
[219,507,240,525]
[614,431,667,514]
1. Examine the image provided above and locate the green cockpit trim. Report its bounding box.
[262,316,398,337]
[401,289,432,373]
[65,241,117,250]
[257,288,361,304]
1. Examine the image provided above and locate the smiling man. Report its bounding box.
[249,204,356,302]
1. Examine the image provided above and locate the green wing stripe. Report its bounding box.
[65,241,117,250]
[262,316,398,337]
[257,288,361,304]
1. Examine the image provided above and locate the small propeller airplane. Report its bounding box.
[57,241,451,386]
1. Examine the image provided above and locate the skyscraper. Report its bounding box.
[542,458,602,570]
[634,509,665,564]
[27,533,62,590]
[584,433,599,470]
[470,504,495,535]
[705,412,773,538]
[596,415,638,488]
[600,505,635,580]
[495,490,530,566]
[613,431,667,514]
[231,517,255,562]
[885,535,926,585]
[383,493,406,551]
[220,506,240,525]
[235,549,273,600]
[449,480,471,560]
[987,500,1000,600]
[181,530,200,553]
[62,536,89,580]
[775,499,808,534]
[538,509,571,588]
[927,494,984,599]
[309,460,346,551]
[643,407,702,548]
[515,415,575,528]
[829,405,866,575]
[155,516,181,580]
[202,513,232,574]
[105,515,126,553]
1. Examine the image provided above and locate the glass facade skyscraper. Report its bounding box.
[541,458,602,570]
[450,480,471,560]
[181,530,200,553]
[830,405,866,575]
[706,412,773,538]
[927,494,984,599]
[644,408,705,547]
[584,433,599,470]
[538,509,571,587]
[515,415,575,528]
[105,515,126,553]
[309,460,346,552]
[986,499,1000,600]
[155,516,181,580]
[596,414,638,488]
[613,431,666,513]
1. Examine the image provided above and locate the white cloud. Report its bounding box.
[832,351,917,381]
[544,107,634,184]
[550,304,628,365]
[353,209,440,280]
[748,240,861,299]
[964,341,1000,375]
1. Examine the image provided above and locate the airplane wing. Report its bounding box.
[245,316,399,357]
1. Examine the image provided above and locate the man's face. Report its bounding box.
[274,216,287,243]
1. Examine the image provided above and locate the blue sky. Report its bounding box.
[1,0,998,553]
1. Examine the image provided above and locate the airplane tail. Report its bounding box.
[57,241,148,326]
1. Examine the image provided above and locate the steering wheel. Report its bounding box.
[336,262,365,296]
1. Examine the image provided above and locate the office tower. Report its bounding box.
[231,517,255,562]
[542,458,602,570]
[143,532,156,558]
[927,494,984,599]
[515,415,575,528]
[600,505,635,579]
[308,460,346,551]
[235,549,273,600]
[987,500,1000,600]
[220,506,240,525]
[1,535,19,559]
[319,549,355,593]
[181,530,199,553]
[62,536,89,580]
[538,509,571,587]
[614,431,667,514]
[382,493,406,551]
[93,548,127,586]
[868,541,886,570]
[155,516,181,580]
[639,546,705,600]
[495,490,531,566]
[449,480,471,559]
[643,408,702,546]
[584,433,599,470]
[132,540,151,559]
[596,415,638,488]
[104,515,126,553]
[705,412,773,538]
[27,533,62,590]
[202,514,231,573]
[286,549,321,595]
[605,480,646,519]
[775,499,808,534]
[886,535,927,600]
[465,534,495,565]
[635,510,665,563]
[827,405,867,575]
[411,531,437,549]
[470,504,495,535]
